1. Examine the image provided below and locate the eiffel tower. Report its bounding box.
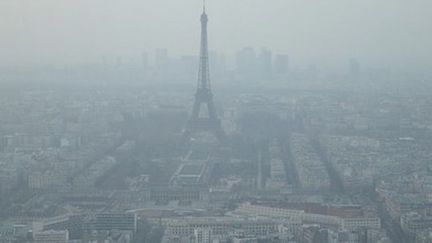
[182,3,225,144]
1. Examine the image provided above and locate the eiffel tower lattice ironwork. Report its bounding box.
[182,4,225,144]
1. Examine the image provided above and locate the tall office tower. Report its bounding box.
[182,3,225,144]
[257,47,273,79]
[236,47,257,76]
[274,54,289,74]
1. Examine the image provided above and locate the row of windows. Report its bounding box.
[168,224,278,235]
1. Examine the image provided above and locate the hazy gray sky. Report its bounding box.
[1,0,431,70]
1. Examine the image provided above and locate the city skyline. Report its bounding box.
[1,2,432,243]
[1,0,431,71]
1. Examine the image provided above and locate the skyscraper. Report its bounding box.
[274,54,289,75]
[236,47,257,77]
[257,48,273,79]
